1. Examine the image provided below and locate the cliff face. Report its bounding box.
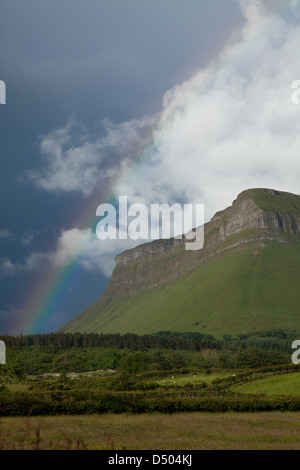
[61,188,300,336]
[105,188,300,298]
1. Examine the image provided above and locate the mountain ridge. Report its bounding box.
[61,188,300,337]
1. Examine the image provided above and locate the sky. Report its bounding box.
[0,0,300,335]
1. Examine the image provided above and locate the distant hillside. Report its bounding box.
[61,188,300,338]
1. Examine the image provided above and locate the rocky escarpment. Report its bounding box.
[103,188,300,299]
[212,190,300,240]
[61,187,300,336]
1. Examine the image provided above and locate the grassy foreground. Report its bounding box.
[1,412,300,450]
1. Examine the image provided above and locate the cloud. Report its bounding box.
[25,1,300,223]
[115,0,300,219]
[0,228,49,276]
[17,0,300,280]
[0,228,42,247]
[25,115,156,196]
[21,229,40,247]
[0,252,51,277]
[53,227,139,276]
[237,0,266,25]
[0,258,22,276]
[290,0,300,11]
[0,227,138,278]
[0,229,12,240]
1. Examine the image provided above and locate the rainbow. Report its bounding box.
[11,1,295,335]
[13,136,155,335]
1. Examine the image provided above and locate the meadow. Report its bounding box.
[232,372,300,396]
[1,331,300,450]
[1,412,300,450]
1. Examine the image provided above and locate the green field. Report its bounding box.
[232,372,300,396]
[1,412,300,450]
[6,383,30,393]
[157,371,237,387]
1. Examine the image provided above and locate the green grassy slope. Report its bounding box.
[249,188,300,215]
[66,240,300,338]
[232,372,300,396]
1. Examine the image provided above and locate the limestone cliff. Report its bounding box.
[104,188,300,298]
[61,188,300,336]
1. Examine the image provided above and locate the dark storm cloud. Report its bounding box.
[0,0,242,120]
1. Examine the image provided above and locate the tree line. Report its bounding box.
[0,328,294,353]
[0,331,220,351]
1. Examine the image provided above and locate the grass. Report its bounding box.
[1,412,300,450]
[232,372,300,396]
[250,188,300,216]
[157,371,236,387]
[6,383,30,393]
[66,240,300,338]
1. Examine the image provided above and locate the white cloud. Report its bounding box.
[53,227,138,276]
[26,1,300,223]
[18,0,300,278]
[114,0,300,220]
[290,0,300,10]
[0,227,139,278]
[25,115,155,196]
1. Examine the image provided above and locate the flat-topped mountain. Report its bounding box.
[61,188,300,337]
